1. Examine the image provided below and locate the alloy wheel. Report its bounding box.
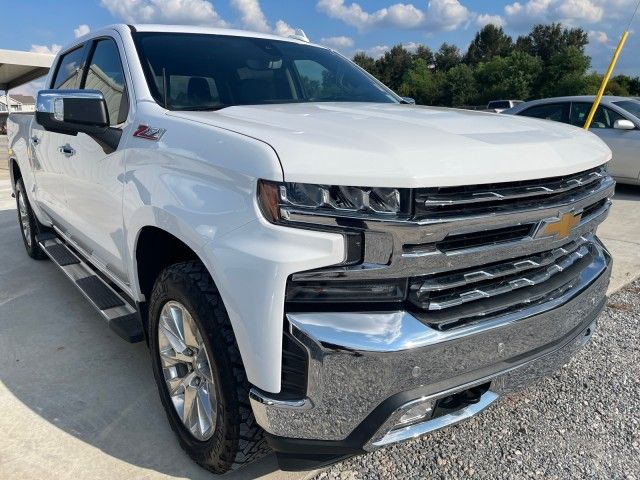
[157,301,217,441]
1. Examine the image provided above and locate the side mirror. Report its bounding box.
[401,97,416,105]
[36,89,109,135]
[613,119,635,130]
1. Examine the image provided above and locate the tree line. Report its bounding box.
[352,23,640,107]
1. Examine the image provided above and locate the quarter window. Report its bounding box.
[84,39,128,125]
[51,47,85,89]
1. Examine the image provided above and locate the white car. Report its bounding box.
[504,96,640,185]
[8,24,613,473]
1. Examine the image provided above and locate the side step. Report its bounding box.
[37,233,144,343]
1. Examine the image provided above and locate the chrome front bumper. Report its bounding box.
[251,242,611,454]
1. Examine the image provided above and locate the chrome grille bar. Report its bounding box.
[413,243,592,311]
[415,238,586,293]
[416,167,605,209]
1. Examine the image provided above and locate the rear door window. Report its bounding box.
[51,47,85,89]
[520,103,569,123]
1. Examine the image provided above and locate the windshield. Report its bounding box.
[132,32,400,110]
[613,100,640,120]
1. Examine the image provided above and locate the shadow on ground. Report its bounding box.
[0,208,289,479]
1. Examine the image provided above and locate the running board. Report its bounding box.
[36,233,144,343]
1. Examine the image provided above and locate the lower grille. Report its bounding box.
[280,330,308,399]
[410,237,602,330]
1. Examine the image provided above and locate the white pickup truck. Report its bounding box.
[7,24,614,473]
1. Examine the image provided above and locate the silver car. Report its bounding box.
[504,96,640,185]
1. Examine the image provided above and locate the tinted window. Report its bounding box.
[488,101,510,109]
[51,47,85,89]
[520,103,568,123]
[84,39,128,125]
[132,33,399,110]
[613,100,640,119]
[571,102,624,129]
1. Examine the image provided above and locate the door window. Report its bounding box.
[520,103,569,123]
[83,39,128,125]
[571,102,625,129]
[51,47,85,89]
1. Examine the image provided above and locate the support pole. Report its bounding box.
[584,31,629,130]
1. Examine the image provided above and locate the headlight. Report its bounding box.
[258,180,409,224]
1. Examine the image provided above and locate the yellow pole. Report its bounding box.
[584,31,629,130]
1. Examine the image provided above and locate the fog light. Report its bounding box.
[398,400,433,427]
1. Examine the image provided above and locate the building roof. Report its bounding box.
[10,94,35,104]
[0,49,54,90]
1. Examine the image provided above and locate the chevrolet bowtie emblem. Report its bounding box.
[540,212,582,240]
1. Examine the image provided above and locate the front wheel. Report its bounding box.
[148,261,269,474]
[15,179,48,260]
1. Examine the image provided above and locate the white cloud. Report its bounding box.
[476,13,506,28]
[100,0,228,26]
[74,24,91,38]
[316,0,470,32]
[505,0,603,28]
[30,44,62,55]
[230,0,296,37]
[320,35,355,49]
[230,0,270,32]
[589,29,609,44]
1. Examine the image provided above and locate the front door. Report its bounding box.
[62,37,131,285]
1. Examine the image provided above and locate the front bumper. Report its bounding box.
[250,242,611,469]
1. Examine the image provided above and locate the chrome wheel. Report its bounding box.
[18,191,32,247]
[158,301,217,441]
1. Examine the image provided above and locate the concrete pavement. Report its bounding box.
[0,166,638,480]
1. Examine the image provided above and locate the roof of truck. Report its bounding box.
[129,24,313,46]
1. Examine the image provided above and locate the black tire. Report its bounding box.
[15,178,48,260]
[148,260,269,474]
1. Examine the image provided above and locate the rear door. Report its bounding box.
[61,36,132,285]
[33,45,87,224]
[570,102,640,181]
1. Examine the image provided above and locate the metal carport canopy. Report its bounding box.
[0,49,54,90]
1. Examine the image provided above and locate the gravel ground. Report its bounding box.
[312,280,640,480]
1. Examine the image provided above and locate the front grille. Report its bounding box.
[287,165,613,330]
[414,166,606,220]
[409,238,597,329]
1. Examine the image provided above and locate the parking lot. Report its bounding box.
[0,146,639,479]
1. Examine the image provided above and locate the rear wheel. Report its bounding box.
[15,179,48,260]
[148,261,269,473]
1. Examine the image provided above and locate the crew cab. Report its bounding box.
[7,24,614,473]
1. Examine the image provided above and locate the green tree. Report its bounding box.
[413,45,435,65]
[444,64,477,106]
[435,43,462,71]
[474,52,542,103]
[542,46,591,97]
[399,58,446,105]
[515,23,588,64]
[352,52,378,77]
[377,45,414,91]
[464,25,513,66]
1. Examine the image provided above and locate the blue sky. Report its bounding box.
[2,0,639,94]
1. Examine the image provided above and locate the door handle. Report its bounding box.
[31,136,40,145]
[59,144,76,157]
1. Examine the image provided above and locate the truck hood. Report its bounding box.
[168,103,612,188]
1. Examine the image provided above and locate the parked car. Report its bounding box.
[7,24,614,473]
[504,96,640,185]
[486,99,523,112]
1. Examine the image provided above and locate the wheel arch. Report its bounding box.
[9,157,21,191]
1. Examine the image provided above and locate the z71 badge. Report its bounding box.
[133,125,166,141]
